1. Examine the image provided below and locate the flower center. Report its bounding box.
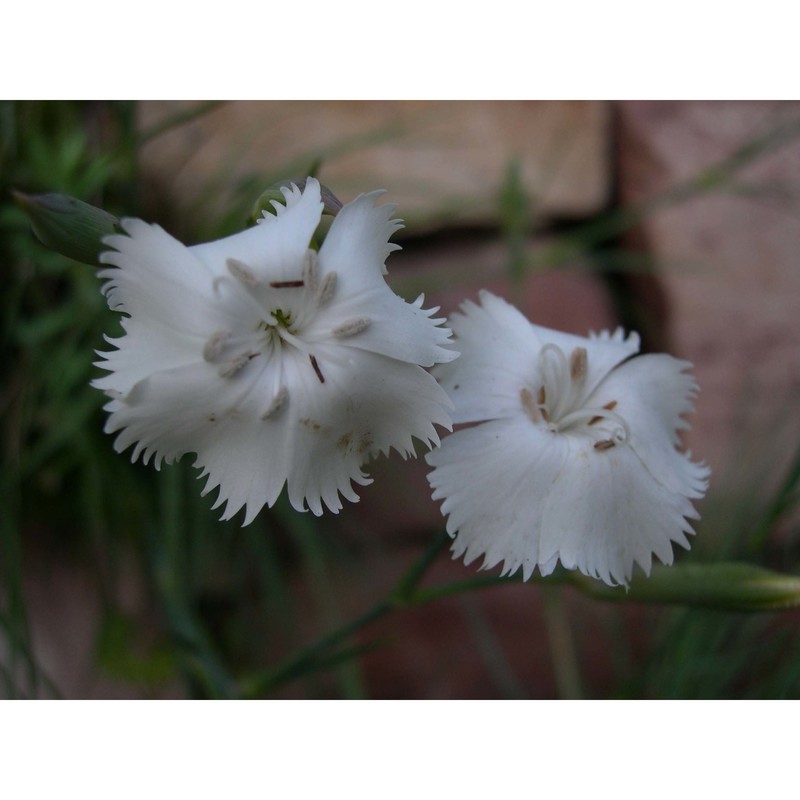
[520,343,629,451]
[199,249,374,420]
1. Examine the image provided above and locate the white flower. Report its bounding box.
[425,291,710,587]
[93,178,456,523]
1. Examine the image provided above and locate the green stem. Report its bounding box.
[239,531,451,698]
[240,600,393,698]
[541,586,583,699]
[150,469,235,699]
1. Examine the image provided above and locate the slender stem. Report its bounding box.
[541,586,583,699]
[392,529,451,602]
[240,600,393,698]
[239,531,451,698]
[412,575,520,604]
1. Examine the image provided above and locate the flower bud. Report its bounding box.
[13,191,119,265]
[250,178,342,225]
[584,562,800,611]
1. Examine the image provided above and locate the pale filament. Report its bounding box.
[524,343,629,450]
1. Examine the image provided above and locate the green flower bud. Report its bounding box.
[13,191,119,266]
[250,178,342,226]
[579,562,800,612]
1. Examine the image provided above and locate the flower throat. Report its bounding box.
[520,344,630,451]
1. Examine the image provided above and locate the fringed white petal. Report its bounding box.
[99,219,228,335]
[427,291,708,587]
[591,353,711,500]
[92,178,454,524]
[319,189,404,289]
[433,291,541,424]
[190,179,324,284]
[309,286,456,368]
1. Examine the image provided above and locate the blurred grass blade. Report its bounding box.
[498,158,530,283]
[136,100,226,146]
[576,562,800,612]
[13,190,119,265]
[749,438,800,554]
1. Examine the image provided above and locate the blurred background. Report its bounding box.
[2,100,800,699]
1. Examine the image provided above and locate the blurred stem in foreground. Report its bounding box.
[240,539,800,697]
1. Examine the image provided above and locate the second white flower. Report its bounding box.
[426,291,710,587]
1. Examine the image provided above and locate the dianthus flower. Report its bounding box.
[93,179,456,522]
[426,291,709,587]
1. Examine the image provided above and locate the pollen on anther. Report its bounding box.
[333,317,371,338]
[537,386,550,422]
[317,271,337,306]
[261,386,289,420]
[520,387,540,423]
[594,439,615,451]
[588,400,617,426]
[226,258,259,287]
[203,330,230,362]
[218,351,259,378]
[570,347,588,381]
[302,249,319,292]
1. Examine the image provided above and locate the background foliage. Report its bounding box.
[2,100,800,699]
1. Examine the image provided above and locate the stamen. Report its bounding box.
[309,354,325,383]
[539,344,571,421]
[302,249,319,292]
[332,317,372,338]
[588,400,617,425]
[570,347,588,381]
[317,271,337,306]
[594,439,615,451]
[557,406,631,444]
[261,386,289,420]
[218,351,259,378]
[537,386,550,422]
[520,388,540,423]
[203,330,231,362]
[226,258,259,287]
[270,279,305,288]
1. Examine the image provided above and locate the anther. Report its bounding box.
[302,249,319,292]
[261,386,289,420]
[317,271,337,306]
[520,387,540,423]
[588,400,617,426]
[570,347,588,381]
[537,386,550,422]
[309,354,325,383]
[218,351,259,378]
[332,317,372,338]
[594,439,615,451]
[269,280,305,288]
[203,330,231,362]
[226,258,260,287]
